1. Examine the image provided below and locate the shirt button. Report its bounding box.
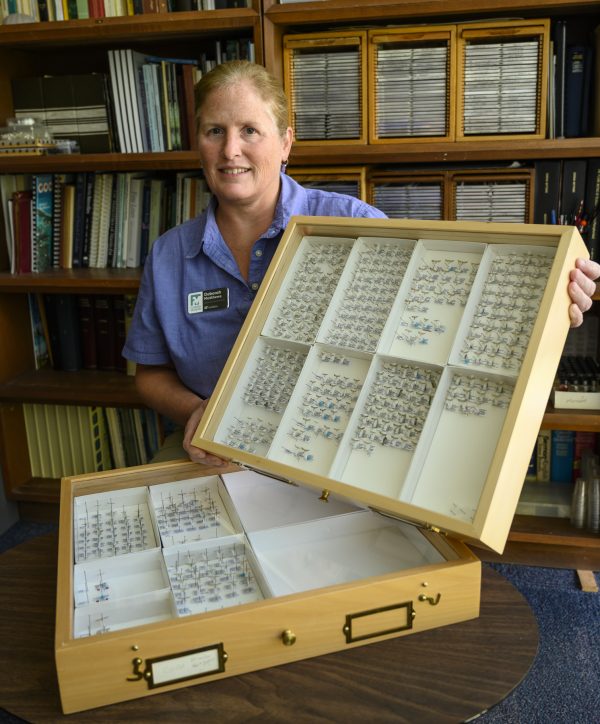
[251,282,259,291]
[255,249,263,258]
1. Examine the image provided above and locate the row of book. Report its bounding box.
[0,0,247,22]
[23,403,161,478]
[533,158,600,260]
[0,171,210,273]
[10,41,254,155]
[29,293,136,373]
[527,429,599,485]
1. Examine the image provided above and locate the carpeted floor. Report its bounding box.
[0,521,598,723]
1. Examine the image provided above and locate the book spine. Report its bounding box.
[77,294,97,370]
[536,430,551,483]
[94,295,117,370]
[550,430,576,483]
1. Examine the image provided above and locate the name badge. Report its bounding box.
[188,288,229,314]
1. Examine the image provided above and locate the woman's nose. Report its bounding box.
[222,131,241,159]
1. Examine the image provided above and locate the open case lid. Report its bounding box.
[193,217,587,554]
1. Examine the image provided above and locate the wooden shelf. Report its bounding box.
[542,407,600,432]
[0,152,202,174]
[9,476,61,505]
[509,513,600,547]
[265,0,600,26]
[0,268,141,293]
[289,137,600,166]
[0,10,259,49]
[0,369,142,407]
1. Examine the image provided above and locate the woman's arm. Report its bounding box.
[135,363,225,466]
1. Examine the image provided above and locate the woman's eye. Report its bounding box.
[208,128,223,136]
[244,127,257,135]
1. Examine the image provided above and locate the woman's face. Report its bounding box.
[197,80,293,209]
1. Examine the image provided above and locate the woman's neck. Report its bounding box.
[215,193,280,280]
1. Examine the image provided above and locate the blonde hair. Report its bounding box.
[195,61,290,137]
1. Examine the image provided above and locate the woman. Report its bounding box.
[123,60,600,466]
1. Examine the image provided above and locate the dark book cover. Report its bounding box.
[81,172,96,268]
[553,19,567,138]
[584,159,600,260]
[71,73,112,153]
[560,159,587,222]
[139,179,152,266]
[10,76,46,124]
[179,62,198,151]
[58,294,83,371]
[565,46,592,138]
[71,172,88,268]
[533,160,561,224]
[93,295,117,371]
[36,0,50,22]
[112,295,127,373]
[77,294,97,370]
[66,0,78,18]
[12,190,33,274]
[40,75,77,142]
[44,294,82,371]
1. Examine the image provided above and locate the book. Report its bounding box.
[40,74,78,143]
[105,407,126,468]
[71,73,112,153]
[32,174,54,273]
[565,46,592,138]
[71,172,88,268]
[533,160,561,225]
[553,19,567,138]
[96,173,114,268]
[44,293,82,371]
[52,173,73,269]
[11,189,33,274]
[107,50,135,153]
[583,159,600,260]
[560,159,586,223]
[119,49,147,153]
[123,293,137,376]
[125,175,145,267]
[87,173,105,268]
[77,294,97,370]
[572,431,597,481]
[28,293,50,370]
[60,182,76,269]
[112,295,128,373]
[10,76,46,124]
[94,295,116,370]
[81,172,96,268]
[536,429,551,483]
[550,429,575,483]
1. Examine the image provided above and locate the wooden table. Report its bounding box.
[0,534,538,724]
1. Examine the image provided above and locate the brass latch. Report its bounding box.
[418,593,442,606]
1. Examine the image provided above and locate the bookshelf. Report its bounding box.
[0,5,263,512]
[0,0,599,564]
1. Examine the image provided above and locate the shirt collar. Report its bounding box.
[185,173,310,258]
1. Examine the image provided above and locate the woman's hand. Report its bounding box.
[568,258,600,328]
[183,398,227,466]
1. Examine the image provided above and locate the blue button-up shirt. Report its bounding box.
[123,173,386,399]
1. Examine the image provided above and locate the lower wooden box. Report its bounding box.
[55,460,481,714]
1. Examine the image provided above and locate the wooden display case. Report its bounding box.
[287,165,367,201]
[456,19,550,141]
[282,30,368,145]
[55,218,585,712]
[368,26,456,144]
